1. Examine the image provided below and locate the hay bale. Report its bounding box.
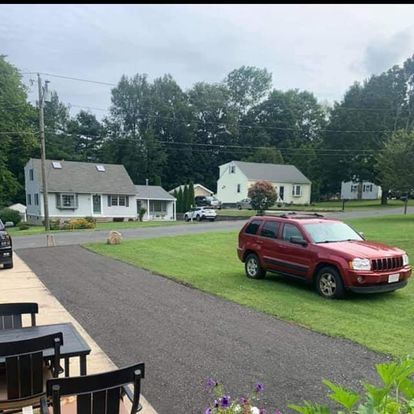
[107,231,123,245]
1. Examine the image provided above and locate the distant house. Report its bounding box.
[25,159,137,224]
[217,161,312,204]
[169,183,214,197]
[8,203,27,222]
[341,181,382,200]
[136,185,176,221]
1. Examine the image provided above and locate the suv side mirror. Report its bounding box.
[290,236,307,246]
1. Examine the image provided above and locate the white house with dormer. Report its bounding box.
[216,161,312,205]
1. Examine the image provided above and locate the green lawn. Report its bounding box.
[86,214,414,358]
[8,220,184,237]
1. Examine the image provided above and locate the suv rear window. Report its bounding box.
[245,219,262,235]
[260,221,280,238]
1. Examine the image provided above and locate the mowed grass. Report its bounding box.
[85,214,414,357]
[8,220,184,237]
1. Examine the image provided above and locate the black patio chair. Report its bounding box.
[41,363,145,414]
[0,332,63,412]
[0,303,39,330]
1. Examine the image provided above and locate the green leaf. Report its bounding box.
[288,401,331,414]
[322,379,360,411]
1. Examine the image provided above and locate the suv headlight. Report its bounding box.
[403,254,409,266]
[350,258,371,271]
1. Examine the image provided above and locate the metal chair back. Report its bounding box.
[0,303,39,329]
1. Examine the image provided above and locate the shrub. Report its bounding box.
[84,216,97,225]
[49,219,60,230]
[18,222,30,230]
[248,181,277,214]
[0,208,21,226]
[138,208,147,222]
[62,218,95,230]
[289,356,414,414]
[113,217,124,222]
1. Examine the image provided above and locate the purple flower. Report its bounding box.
[255,383,265,393]
[214,399,219,408]
[239,396,248,405]
[220,395,231,408]
[204,408,212,414]
[205,378,218,390]
[273,411,282,414]
[259,409,267,414]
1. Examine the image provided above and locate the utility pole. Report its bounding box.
[37,74,51,238]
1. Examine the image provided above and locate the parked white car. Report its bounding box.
[184,207,217,222]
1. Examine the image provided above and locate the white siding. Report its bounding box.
[101,195,137,218]
[25,160,42,223]
[341,181,382,200]
[136,198,175,221]
[217,162,249,203]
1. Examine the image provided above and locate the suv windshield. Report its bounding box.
[303,221,363,243]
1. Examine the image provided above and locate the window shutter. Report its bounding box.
[108,196,111,207]
[126,196,129,207]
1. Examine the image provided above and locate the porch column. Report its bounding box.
[173,200,176,221]
[147,199,150,221]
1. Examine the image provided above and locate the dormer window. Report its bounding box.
[230,165,236,174]
[29,169,34,180]
[52,161,62,169]
[96,165,105,172]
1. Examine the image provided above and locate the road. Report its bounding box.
[17,246,387,414]
[13,206,413,250]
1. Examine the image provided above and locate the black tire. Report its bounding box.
[184,215,190,222]
[196,215,202,221]
[3,262,13,269]
[245,253,266,279]
[315,266,345,299]
[237,205,242,210]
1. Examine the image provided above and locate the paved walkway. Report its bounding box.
[0,255,157,414]
[18,245,388,414]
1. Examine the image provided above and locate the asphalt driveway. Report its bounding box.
[18,246,387,414]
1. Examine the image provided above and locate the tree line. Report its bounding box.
[1,53,414,208]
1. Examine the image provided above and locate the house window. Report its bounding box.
[364,184,372,192]
[29,169,34,181]
[56,193,78,209]
[27,194,32,205]
[230,165,236,174]
[237,184,241,193]
[108,195,129,207]
[351,185,358,193]
[150,200,167,213]
[292,185,302,197]
[34,193,39,206]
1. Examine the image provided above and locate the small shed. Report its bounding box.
[8,203,27,222]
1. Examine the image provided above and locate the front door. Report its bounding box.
[93,195,101,214]
[279,186,284,201]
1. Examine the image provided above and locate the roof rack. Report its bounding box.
[277,212,324,219]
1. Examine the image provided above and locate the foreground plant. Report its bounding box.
[203,378,281,414]
[289,356,414,414]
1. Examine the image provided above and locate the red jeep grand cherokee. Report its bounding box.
[237,213,411,299]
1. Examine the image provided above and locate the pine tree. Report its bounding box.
[183,185,189,212]
[177,187,183,213]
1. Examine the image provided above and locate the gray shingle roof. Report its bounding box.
[31,159,137,194]
[135,185,176,200]
[233,161,311,184]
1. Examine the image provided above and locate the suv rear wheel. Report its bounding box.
[315,266,344,299]
[245,253,266,279]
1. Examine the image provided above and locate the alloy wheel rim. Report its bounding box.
[247,258,258,276]
[320,273,336,296]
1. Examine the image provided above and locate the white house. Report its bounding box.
[25,159,137,224]
[341,181,382,200]
[216,161,312,205]
[136,185,176,221]
[169,183,214,197]
[8,203,27,222]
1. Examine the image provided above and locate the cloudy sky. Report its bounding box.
[1,4,414,118]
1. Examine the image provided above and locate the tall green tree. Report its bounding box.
[177,187,183,213]
[67,110,103,162]
[0,56,37,206]
[243,147,284,164]
[188,181,195,208]
[183,184,189,212]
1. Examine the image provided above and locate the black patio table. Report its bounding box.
[0,322,91,376]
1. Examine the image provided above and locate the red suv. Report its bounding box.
[237,213,411,299]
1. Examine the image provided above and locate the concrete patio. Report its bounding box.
[0,253,157,414]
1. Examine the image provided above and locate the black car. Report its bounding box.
[0,219,13,269]
[194,195,222,209]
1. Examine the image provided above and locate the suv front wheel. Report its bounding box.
[245,253,266,279]
[315,266,345,299]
